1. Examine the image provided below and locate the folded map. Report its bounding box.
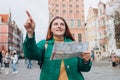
[51,42,88,60]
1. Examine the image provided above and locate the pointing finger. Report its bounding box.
[26,10,33,22]
[26,10,32,17]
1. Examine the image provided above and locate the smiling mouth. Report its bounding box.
[56,30,63,31]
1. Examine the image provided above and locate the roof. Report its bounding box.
[0,14,9,23]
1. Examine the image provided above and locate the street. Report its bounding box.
[0,59,120,80]
[0,60,40,80]
[83,61,120,80]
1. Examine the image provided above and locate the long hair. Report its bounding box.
[46,16,75,41]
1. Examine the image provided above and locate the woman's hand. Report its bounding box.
[81,51,91,62]
[24,10,35,38]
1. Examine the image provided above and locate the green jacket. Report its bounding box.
[23,35,92,80]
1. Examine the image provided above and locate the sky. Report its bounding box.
[0,0,106,42]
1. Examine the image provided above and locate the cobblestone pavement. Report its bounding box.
[0,59,40,80]
[0,59,120,80]
[83,61,120,80]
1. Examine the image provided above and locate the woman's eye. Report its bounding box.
[54,22,58,25]
[60,23,65,26]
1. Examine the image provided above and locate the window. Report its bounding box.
[63,10,66,13]
[99,32,102,39]
[100,9,102,15]
[76,10,79,13]
[70,5,72,7]
[103,18,105,25]
[78,34,82,42]
[50,13,53,20]
[70,10,72,13]
[72,34,75,38]
[114,19,120,25]
[116,35,120,49]
[77,20,81,27]
[56,4,59,7]
[76,5,79,8]
[56,10,59,13]
[70,19,74,28]
[63,4,65,7]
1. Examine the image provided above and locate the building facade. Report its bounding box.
[98,2,108,52]
[0,14,9,50]
[106,0,120,55]
[86,7,99,51]
[0,13,23,54]
[48,0,85,42]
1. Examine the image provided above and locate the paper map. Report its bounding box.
[51,42,88,60]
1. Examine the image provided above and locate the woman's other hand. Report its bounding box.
[24,10,35,38]
[81,51,91,62]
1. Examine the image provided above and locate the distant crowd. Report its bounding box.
[0,50,19,74]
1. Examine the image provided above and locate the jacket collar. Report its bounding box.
[47,36,72,44]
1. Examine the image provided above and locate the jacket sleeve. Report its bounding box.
[23,33,45,61]
[78,58,92,72]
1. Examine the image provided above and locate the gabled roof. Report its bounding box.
[0,14,9,23]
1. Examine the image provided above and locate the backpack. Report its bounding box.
[38,41,48,69]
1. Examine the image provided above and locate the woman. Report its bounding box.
[4,51,11,74]
[23,11,92,80]
[11,50,19,74]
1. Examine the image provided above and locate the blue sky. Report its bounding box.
[0,0,106,42]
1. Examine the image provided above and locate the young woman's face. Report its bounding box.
[51,18,66,37]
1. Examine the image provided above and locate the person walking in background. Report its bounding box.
[1,50,5,69]
[23,11,92,80]
[91,50,95,62]
[11,50,19,74]
[0,51,2,66]
[4,50,11,74]
[0,51,2,74]
[110,50,117,67]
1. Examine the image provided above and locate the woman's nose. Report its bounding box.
[57,24,61,27]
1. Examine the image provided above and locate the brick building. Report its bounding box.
[0,13,23,53]
[48,0,85,42]
[0,14,9,50]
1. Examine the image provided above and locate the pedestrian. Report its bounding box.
[0,51,2,74]
[91,50,95,62]
[110,50,117,67]
[23,11,92,80]
[1,50,5,69]
[4,50,11,74]
[11,50,19,74]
